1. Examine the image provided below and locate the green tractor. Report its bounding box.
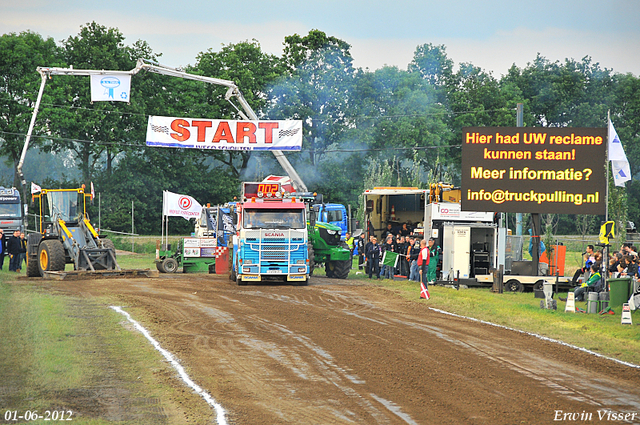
[307,205,352,279]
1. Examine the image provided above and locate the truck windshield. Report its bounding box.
[244,209,305,230]
[0,203,20,218]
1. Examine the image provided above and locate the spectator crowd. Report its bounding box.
[0,229,27,272]
[360,221,440,290]
[567,242,639,302]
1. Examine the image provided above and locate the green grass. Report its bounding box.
[0,271,212,424]
[115,252,158,270]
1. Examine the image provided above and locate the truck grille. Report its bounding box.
[263,244,286,260]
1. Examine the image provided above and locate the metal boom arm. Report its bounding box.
[18,59,308,192]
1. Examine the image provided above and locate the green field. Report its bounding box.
[0,264,212,424]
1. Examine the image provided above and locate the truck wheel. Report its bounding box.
[296,278,309,286]
[230,267,236,282]
[162,257,179,273]
[237,275,247,286]
[533,280,544,292]
[505,279,524,292]
[38,239,66,276]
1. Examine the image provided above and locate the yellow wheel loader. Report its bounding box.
[27,186,119,277]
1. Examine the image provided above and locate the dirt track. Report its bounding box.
[50,274,640,424]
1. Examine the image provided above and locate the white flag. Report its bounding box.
[90,182,95,200]
[163,191,202,221]
[90,74,131,102]
[608,118,632,187]
[31,182,42,194]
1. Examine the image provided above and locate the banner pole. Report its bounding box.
[606,110,610,222]
[162,191,166,249]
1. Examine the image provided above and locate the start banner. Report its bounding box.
[146,116,303,151]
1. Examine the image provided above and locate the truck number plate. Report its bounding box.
[267,270,281,274]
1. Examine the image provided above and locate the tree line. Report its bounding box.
[1,22,638,236]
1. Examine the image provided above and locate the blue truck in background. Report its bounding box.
[0,187,25,233]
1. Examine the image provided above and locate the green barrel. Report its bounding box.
[608,278,632,310]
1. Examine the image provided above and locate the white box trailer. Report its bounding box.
[426,204,498,286]
[440,222,496,281]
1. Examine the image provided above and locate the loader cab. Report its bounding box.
[44,191,81,223]
[33,187,91,235]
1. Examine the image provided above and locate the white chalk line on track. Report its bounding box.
[110,306,228,425]
[428,307,640,369]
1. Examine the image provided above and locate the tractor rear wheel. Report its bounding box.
[326,259,350,279]
[156,261,167,273]
[102,239,116,258]
[307,242,315,276]
[162,257,179,273]
[38,239,66,276]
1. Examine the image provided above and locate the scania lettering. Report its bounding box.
[231,182,309,285]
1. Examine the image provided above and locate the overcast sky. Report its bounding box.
[1,0,639,77]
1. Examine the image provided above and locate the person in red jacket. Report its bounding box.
[417,238,430,287]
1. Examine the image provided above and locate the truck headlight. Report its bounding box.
[326,229,336,235]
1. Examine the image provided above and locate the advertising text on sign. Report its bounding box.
[461,127,606,215]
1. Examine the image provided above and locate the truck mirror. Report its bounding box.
[309,210,316,227]
[366,200,373,213]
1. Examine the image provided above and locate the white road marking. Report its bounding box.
[110,306,228,425]
[428,307,640,369]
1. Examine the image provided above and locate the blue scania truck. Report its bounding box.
[230,182,309,286]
